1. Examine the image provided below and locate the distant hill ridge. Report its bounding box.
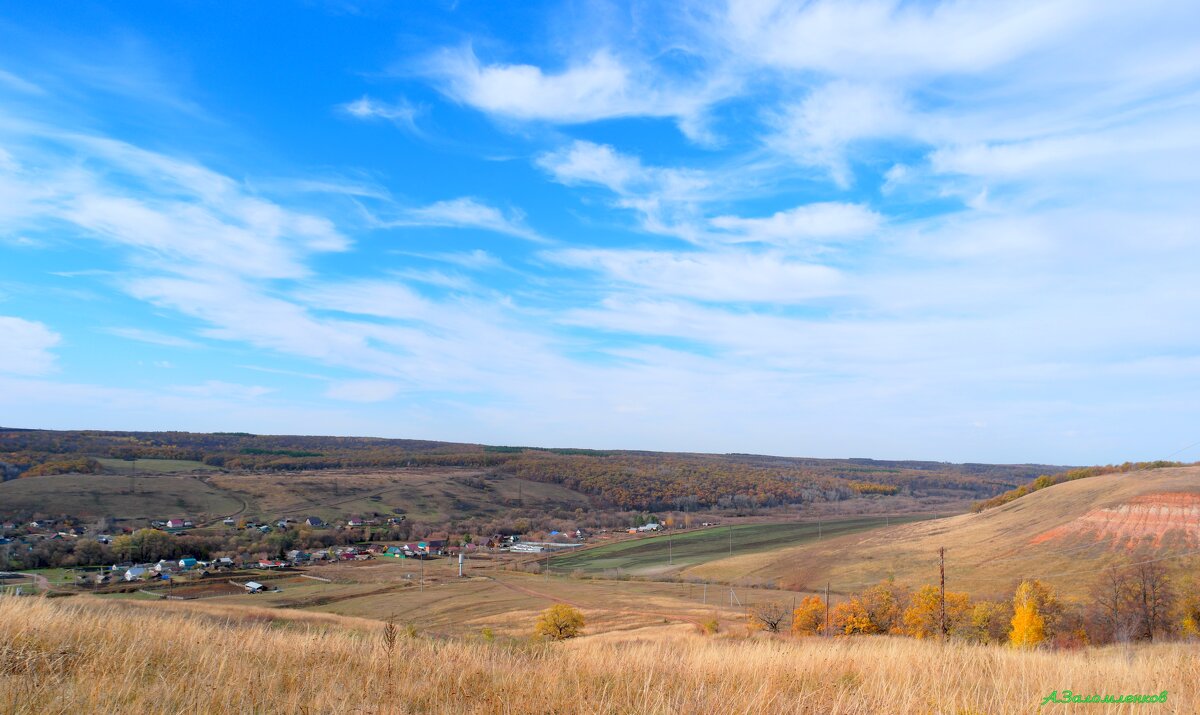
[0,427,1065,513]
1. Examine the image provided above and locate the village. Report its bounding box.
[0,510,686,603]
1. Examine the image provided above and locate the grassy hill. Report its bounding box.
[2,594,1192,714]
[684,465,1200,597]
[0,473,246,522]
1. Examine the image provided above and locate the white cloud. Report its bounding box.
[171,380,273,399]
[0,68,45,95]
[0,133,349,279]
[536,140,646,192]
[544,248,842,303]
[766,82,910,186]
[379,197,548,243]
[301,279,432,322]
[324,379,402,403]
[0,316,60,375]
[717,0,1084,79]
[427,48,711,130]
[710,202,882,245]
[537,141,717,242]
[339,96,420,133]
[103,327,199,348]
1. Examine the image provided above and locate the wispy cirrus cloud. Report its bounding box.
[374,197,549,243]
[103,326,200,349]
[710,202,882,246]
[339,95,421,134]
[543,248,843,303]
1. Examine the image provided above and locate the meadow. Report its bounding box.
[1,595,1192,714]
[548,516,931,577]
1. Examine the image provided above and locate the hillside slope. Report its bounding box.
[685,466,1200,597]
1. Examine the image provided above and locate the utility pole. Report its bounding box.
[824,582,830,638]
[939,546,947,638]
[668,527,673,566]
[702,581,707,606]
[728,525,733,556]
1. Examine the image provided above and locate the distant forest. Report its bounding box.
[0,427,1066,512]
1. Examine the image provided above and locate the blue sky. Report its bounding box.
[1,1,1199,464]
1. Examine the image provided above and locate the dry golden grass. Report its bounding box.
[2,595,1196,714]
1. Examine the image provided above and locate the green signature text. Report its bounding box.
[1041,690,1168,705]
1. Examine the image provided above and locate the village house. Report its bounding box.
[244,581,264,594]
[124,566,148,581]
[178,557,198,570]
[304,516,325,527]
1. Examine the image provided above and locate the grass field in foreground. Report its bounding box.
[547,516,931,576]
[2,595,1193,714]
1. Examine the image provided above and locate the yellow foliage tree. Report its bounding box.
[902,584,971,639]
[861,579,908,634]
[1009,601,1045,647]
[969,600,1012,644]
[791,596,827,636]
[534,604,585,640]
[1178,580,1200,638]
[1012,579,1060,634]
[1009,579,1053,648]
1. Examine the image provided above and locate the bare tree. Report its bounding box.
[749,601,790,633]
[1090,563,1138,643]
[1130,558,1176,642]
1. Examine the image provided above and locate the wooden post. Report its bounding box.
[939,546,947,638]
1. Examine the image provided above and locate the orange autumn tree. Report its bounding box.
[902,584,971,639]
[831,579,908,635]
[831,598,876,635]
[791,596,828,636]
